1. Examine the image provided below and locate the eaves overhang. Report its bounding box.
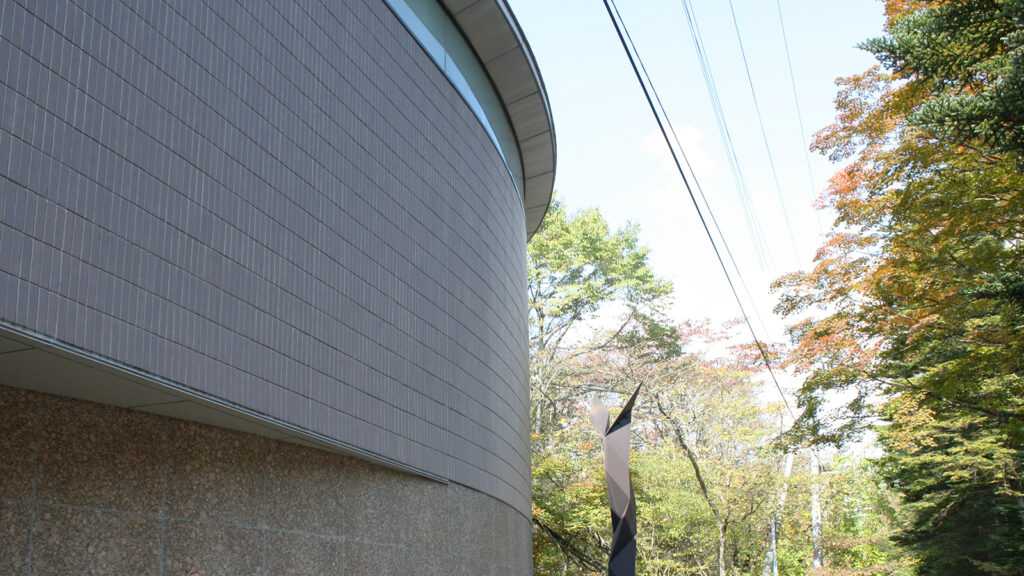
[441,0,556,239]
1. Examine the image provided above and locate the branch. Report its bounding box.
[876,376,1024,420]
[654,393,725,528]
[532,516,607,573]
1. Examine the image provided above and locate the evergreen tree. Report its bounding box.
[774,1,1024,573]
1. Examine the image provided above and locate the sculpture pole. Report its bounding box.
[590,384,642,576]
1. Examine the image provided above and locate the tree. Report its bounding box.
[589,320,778,576]
[773,1,1024,572]
[643,324,776,576]
[528,198,677,574]
[527,199,676,437]
[864,0,1024,163]
[529,199,909,575]
[798,456,912,576]
[531,317,909,576]
[531,318,781,576]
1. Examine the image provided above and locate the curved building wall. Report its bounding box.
[0,0,532,524]
[0,385,533,575]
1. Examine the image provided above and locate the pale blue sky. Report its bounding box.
[509,0,885,349]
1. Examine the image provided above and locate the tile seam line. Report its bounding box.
[0,268,529,470]
[6,0,536,500]
[186,0,529,305]
[0,155,530,440]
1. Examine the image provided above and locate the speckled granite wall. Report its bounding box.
[0,385,533,575]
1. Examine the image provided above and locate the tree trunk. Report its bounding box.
[718,524,727,576]
[656,394,727,576]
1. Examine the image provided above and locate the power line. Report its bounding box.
[775,0,823,235]
[601,0,796,420]
[611,0,775,347]
[678,0,773,271]
[726,0,802,265]
[677,0,776,338]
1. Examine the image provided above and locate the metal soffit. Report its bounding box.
[441,0,556,239]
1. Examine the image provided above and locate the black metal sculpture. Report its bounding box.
[590,384,641,576]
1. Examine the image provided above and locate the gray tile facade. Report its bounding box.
[0,0,531,517]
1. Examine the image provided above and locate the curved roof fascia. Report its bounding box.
[441,0,556,239]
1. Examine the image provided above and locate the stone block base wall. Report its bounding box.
[0,385,532,575]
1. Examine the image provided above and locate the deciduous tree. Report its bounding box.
[773,1,1024,572]
[529,200,907,575]
[527,199,676,437]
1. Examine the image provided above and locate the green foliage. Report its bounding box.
[822,459,913,576]
[877,396,1024,575]
[532,414,609,576]
[529,198,907,575]
[528,198,677,437]
[774,1,1024,573]
[528,198,679,574]
[527,199,674,354]
[863,0,1024,163]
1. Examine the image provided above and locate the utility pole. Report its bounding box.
[762,405,794,576]
[810,452,824,569]
[761,452,795,576]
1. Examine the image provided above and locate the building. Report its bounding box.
[0,0,554,573]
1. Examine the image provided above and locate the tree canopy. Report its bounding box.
[527,199,677,436]
[529,200,905,576]
[773,1,1024,572]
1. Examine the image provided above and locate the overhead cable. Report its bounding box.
[613,0,775,345]
[678,0,773,270]
[726,0,802,265]
[775,0,823,235]
[601,0,796,419]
